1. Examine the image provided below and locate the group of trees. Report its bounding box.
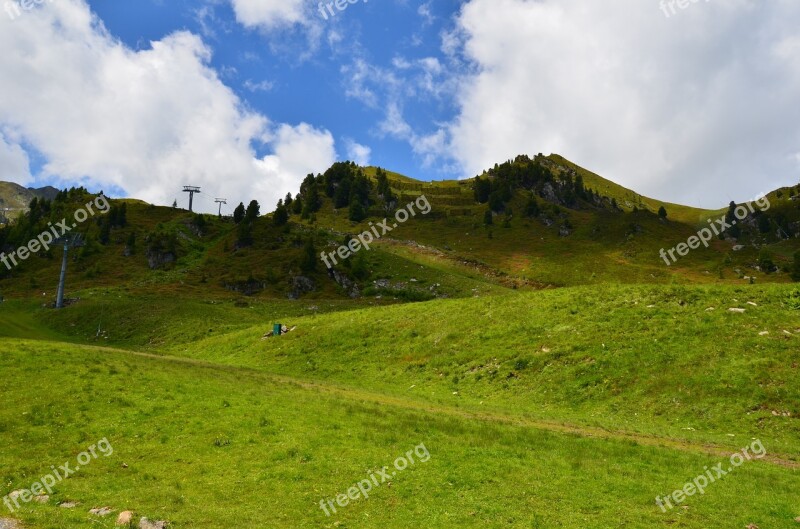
[320,161,373,222]
[267,162,397,228]
[473,155,601,214]
[0,187,94,258]
[232,200,261,247]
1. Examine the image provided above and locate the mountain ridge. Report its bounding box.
[0,154,798,300]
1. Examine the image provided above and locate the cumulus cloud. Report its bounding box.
[443,0,800,206]
[0,0,336,213]
[0,132,32,186]
[229,0,306,28]
[344,139,372,166]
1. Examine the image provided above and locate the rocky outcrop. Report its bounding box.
[288,276,315,299]
[146,249,176,270]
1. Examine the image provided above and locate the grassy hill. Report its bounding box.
[3,153,797,303]
[1,155,799,528]
[1,282,799,528]
[0,182,59,224]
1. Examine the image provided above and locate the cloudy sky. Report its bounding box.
[0,0,798,213]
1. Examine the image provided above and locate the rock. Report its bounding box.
[558,224,572,237]
[32,495,48,504]
[728,308,746,313]
[747,524,759,529]
[733,245,746,251]
[794,516,800,522]
[330,270,360,298]
[0,519,22,529]
[540,182,560,204]
[759,331,769,336]
[117,511,134,525]
[747,301,758,306]
[59,501,79,508]
[287,275,315,299]
[90,507,114,516]
[139,518,168,529]
[145,249,176,270]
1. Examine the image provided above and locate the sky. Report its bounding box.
[0,0,799,214]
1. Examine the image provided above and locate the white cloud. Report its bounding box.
[0,0,336,213]
[228,0,306,28]
[442,0,800,207]
[244,79,275,92]
[344,139,371,166]
[418,2,435,27]
[255,124,336,206]
[0,131,32,186]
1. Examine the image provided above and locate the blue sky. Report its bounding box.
[1,0,799,213]
[90,0,460,181]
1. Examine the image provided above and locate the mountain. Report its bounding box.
[0,154,798,301]
[0,181,60,224]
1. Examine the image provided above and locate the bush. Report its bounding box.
[758,249,777,273]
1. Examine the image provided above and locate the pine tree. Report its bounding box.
[792,250,800,281]
[658,206,668,219]
[245,200,260,222]
[474,177,491,204]
[233,202,246,224]
[273,199,289,227]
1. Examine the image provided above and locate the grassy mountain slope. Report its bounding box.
[1,154,798,302]
[1,281,799,528]
[0,182,59,224]
[1,155,800,528]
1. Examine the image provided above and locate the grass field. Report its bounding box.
[1,282,799,528]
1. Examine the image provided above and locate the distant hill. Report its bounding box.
[0,181,60,224]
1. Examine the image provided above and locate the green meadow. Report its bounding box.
[1,282,799,528]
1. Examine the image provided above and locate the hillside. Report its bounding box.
[1,281,799,528]
[0,154,798,302]
[1,155,800,529]
[0,182,59,224]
